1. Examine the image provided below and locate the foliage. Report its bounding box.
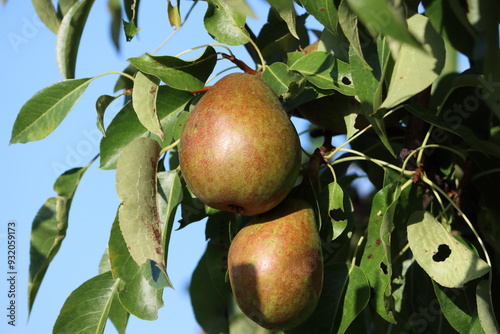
[10,0,500,333]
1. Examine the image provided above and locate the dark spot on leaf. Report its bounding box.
[432,244,452,262]
[367,254,373,259]
[341,77,351,85]
[375,239,381,246]
[380,262,388,274]
[319,7,326,11]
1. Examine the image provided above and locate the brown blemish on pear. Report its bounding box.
[179,73,301,216]
[227,198,323,331]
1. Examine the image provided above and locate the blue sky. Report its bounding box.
[0,2,321,333]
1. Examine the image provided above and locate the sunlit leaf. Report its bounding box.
[407,211,490,288]
[128,46,217,91]
[116,137,166,274]
[53,271,119,334]
[204,0,251,45]
[261,62,304,98]
[328,182,348,240]
[132,71,164,140]
[100,86,192,170]
[56,0,96,79]
[300,0,338,34]
[32,0,61,33]
[28,164,92,313]
[10,78,92,144]
[108,214,165,320]
[123,0,140,41]
[267,0,298,39]
[379,14,445,110]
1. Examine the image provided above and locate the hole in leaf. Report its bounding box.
[341,77,351,85]
[380,262,388,275]
[432,244,452,262]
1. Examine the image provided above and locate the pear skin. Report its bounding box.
[179,73,301,216]
[227,198,323,331]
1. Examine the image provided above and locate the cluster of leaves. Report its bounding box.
[10,0,500,333]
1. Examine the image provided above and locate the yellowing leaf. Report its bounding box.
[407,211,490,288]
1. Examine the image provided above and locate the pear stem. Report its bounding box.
[220,53,259,76]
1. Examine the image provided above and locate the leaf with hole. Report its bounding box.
[407,211,490,288]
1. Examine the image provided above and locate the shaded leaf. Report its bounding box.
[29,165,91,313]
[53,271,119,334]
[379,14,445,110]
[300,0,338,35]
[476,279,500,334]
[128,46,217,91]
[432,281,475,333]
[95,94,119,136]
[10,78,92,144]
[132,72,164,140]
[100,86,192,169]
[328,182,348,240]
[204,0,251,45]
[346,0,421,48]
[407,211,490,288]
[123,0,140,41]
[261,62,304,98]
[107,0,122,51]
[32,0,61,33]
[108,214,165,320]
[56,0,95,79]
[116,137,166,274]
[338,0,370,69]
[123,19,141,41]
[267,0,299,39]
[167,0,181,28]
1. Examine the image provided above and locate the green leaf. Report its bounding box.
[289,51,355,96]
[53,271,119,334]
[300,0,338,35]
[116,137,166,275]
[407,211,490,288]
[349,42,395,156]
[328,182,348,240]
[204,0,251,45]
[359,183,400,323]
[476,279,500,334]
[288,263,370,334]
[167,0,181,28]
[338,0,370,69]
[346,0,421,49]
[123,19,141,41]
[56,0,95,79]
[107,0,122,51]
[405,103,500,158]
[28,165,91,313]
[108,214,165,320]
[267,0,299,39]
[32,0,61,33]
[132,72,164,140]
[261,62,304,98]
[95,94,119,136]
[432,281,476,333]
[128,46,217,91]
[100,86,192,170]
[122,0,140,41]
[10,78,92,144]
[379,14,445,110]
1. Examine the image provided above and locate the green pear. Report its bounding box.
[179,73,301,216]
[227,198,323,331]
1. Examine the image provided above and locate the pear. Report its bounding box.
[179,73,301,216]
[227,198,323,331]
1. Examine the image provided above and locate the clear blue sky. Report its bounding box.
[0,2,322,333]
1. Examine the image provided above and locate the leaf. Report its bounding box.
[407,211,490,288]
[267,0,299,39]
[167,0,181,28]
[128,46,217,91]
[107,0,122,51]
[116,137,166,275]
[95,94,119,136]
[289,51,355,96]
[32,0,61,33]
[349,42,395,156]
[53,271,119,334]
[405,103,500,158]
[300,0,338,35]
[132,72,165,140]
[346,0,421,49]
[261,62,304,98]
[204,0,251,45]
[10,78,92,144]
[328,182,348,240]
[379,14,445,110]
[28,165,91,313]
[359,183,400,323]
[122,0,141,41]
[338,0,370,69]
[99,86,192,170]
[56,0,95,79]
[288,263,370,334]
[476,279,500,334]
[108,213,165,320]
